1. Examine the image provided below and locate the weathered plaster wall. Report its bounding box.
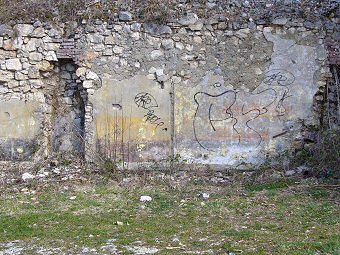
[91,75,171,163]
[0,99,41,160]
[0,13,337,167]
[175,28,322,166]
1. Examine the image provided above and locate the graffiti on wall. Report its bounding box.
[134,92,166,130]
[193,69,295,151]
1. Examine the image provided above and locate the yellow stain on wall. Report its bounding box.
[95,114,169,142]
[0,100,40,139]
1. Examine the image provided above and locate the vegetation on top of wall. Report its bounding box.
[0,0,338,25]
[0,0,117,24]
[0,0,178,24]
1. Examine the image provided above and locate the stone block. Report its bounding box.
[14,71,28,80]
[119,11,132,21]
[113,46,124,54]
[28,52,43,61]
[5,59,22,71]
[14,24,34,36]
[3,38,23,51]
[76,67,87,77]
[35,61,53,72]
[179,13,199,26]
[161,39,174,50]
[104,35,115,45]
[189,22,204,31]
[25,38,41,52]
[0,49,17,59]
[131,23,141,32]
[83,80,94,88]
[45,51,58,61]
[272,18,288,25]
[103,48,113,56]
[0,70,14,82]
[28,67,40,79]
[0,24,13,36]
[31,27,45,37]
[29,79,43,88]
[7,80,19,88]
[144,23,172,35]
[86,71,99,80]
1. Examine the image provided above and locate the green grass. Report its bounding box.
[0,180,339,254]
[245,180,295,192]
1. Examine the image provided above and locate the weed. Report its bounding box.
[308,188,330,199]
[266,189,279,197]
[62,159,72,166]
[134,0,174,24]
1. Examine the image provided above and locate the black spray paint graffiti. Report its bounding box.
[134,92,165,129]
[240,89,278,147]
[275,88,293,117]
[193,90,237,150]
[264,69,295,117]
[193,69,295,150]
[211,81,222,88]
[193,89,277,150]
[263,69,295,86]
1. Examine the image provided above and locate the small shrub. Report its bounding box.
[134,0,174,24]
[101,158,117,178]
[294,129,340,179]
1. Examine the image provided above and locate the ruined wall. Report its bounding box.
[0,24,59,160]
[0,23,88,160]
[0,12,337,167]
[75,16,332,168]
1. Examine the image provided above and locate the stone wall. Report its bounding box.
[0,23,59,160]
[0,12,338,168]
